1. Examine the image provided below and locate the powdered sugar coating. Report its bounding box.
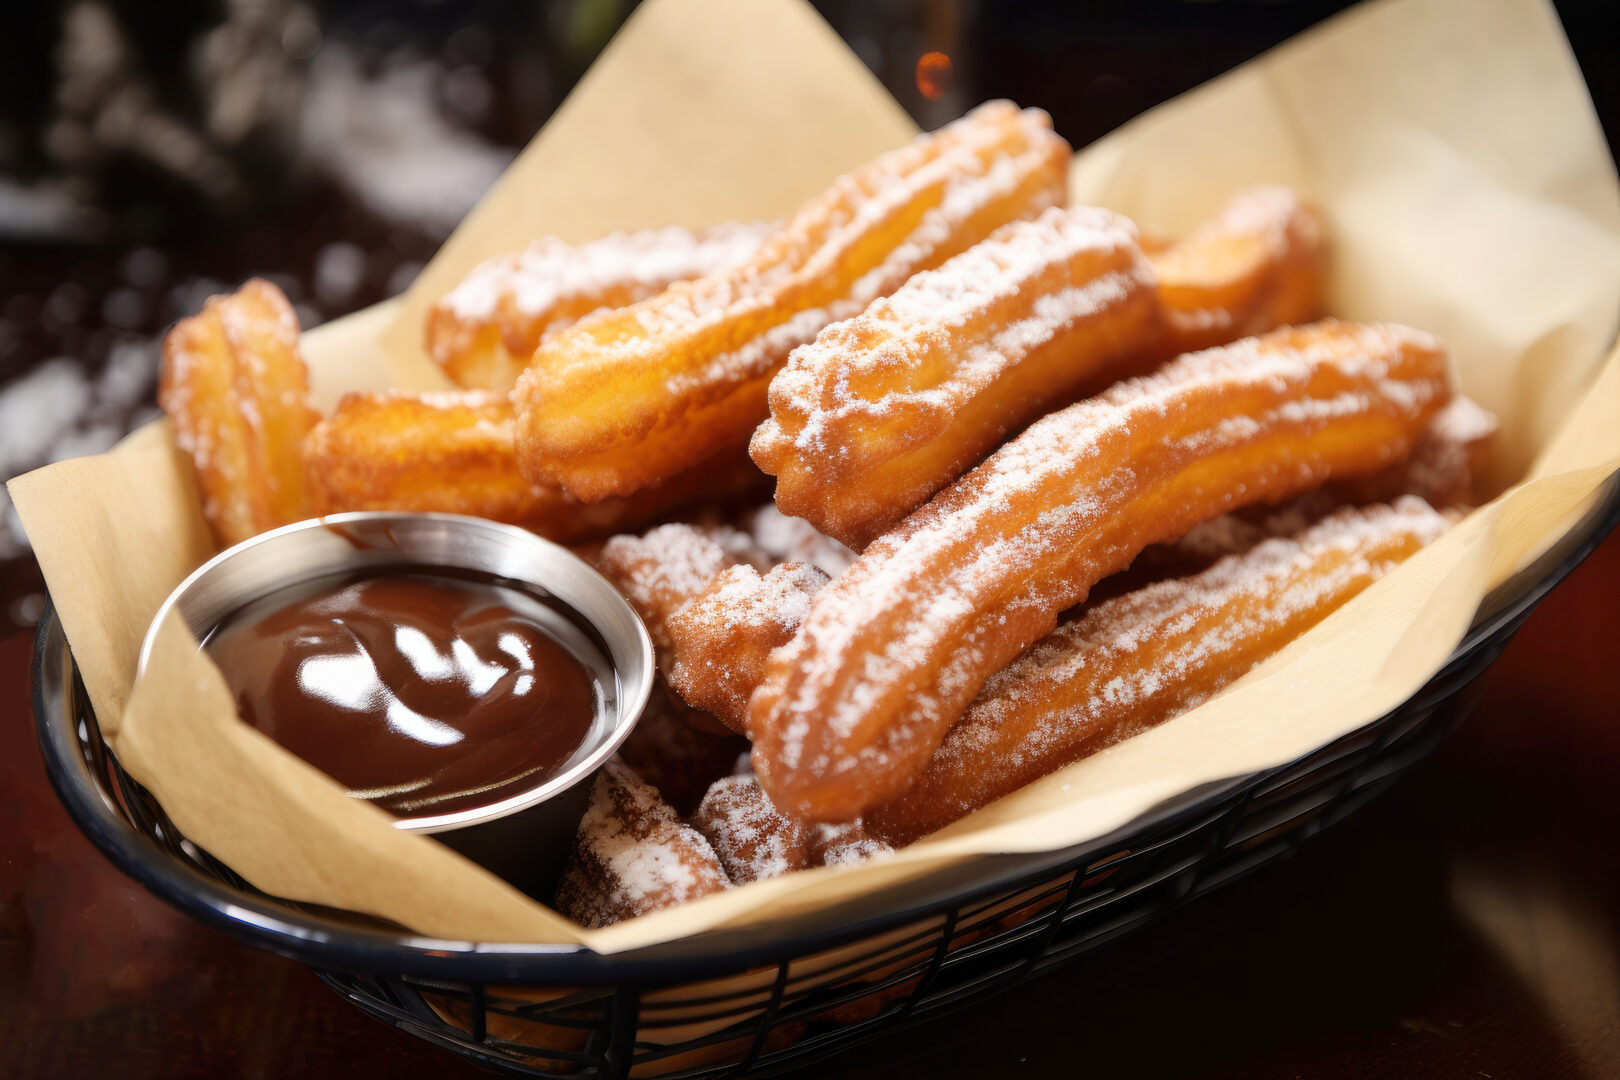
[554,758,731,928]
[692,774,893,883]
[750,320,1451,822]
[753,204,1161,546]
[809,822,893,867]
[742,505,856,578]
[866,498,1450,844]
[692,774,810,884]
[590,523,747,655]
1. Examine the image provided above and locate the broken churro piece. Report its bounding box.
[665,561,828,733]
[693,774,891,883]
[554,758,730,928]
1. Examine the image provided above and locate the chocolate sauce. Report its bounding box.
[203,568,604,819]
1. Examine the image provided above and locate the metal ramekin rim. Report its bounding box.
[135,511,655,835]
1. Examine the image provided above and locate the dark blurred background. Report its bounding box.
[1,0,1617,635]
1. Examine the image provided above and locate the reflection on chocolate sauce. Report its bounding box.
[203,569,602,819]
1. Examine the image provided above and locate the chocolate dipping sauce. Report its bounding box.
[203,569,606,819]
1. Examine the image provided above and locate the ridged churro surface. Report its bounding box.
[866,498,1451,844]
[753,205,1161,547]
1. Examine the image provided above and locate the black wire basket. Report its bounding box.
[31,473,1620,1078]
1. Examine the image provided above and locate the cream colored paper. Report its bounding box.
[9,0,1620,954]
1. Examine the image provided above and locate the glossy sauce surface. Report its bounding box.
[203,569,602,818]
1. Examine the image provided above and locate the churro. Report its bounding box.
[1148,186,1327,355]
[588,523,825,732]
[586,523,752,658]
[302,390,766,542]
[513,101,1070,500]
[693,774,891,883]
[158,278,319,546]
[751,320,1451,821]
[426,223,774,391]
[665,561,828,734]
[1149,395,1497,577]
[692,774,811,884]
[554,757,731,928]
[865,499,1451,844]
[753,205,1161,547]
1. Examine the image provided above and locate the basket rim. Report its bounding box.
[30,472,1620,982]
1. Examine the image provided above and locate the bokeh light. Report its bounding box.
[915,51,952,101]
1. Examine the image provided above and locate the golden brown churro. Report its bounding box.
[1143,395,1496,578]
[586,523,752,657]
[425,223,775,391]
[865,499,1452,844]
[159,278,319,546]
[753,205,1162,548]
[664,561,828,734]
[588,524,826,731]
[512,101,1071,501]
[750,320,1451,822]
[1148,186,1327,355]
[303,391,766,542]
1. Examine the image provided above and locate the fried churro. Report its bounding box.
[302,391,766,542]
[588,524,826,732]
[692,774,811,884]
[750,320,1451,822]
[665,561,828,733]
[753,205,1162,548]
[159,278,319,546]
[865,499,1451,844]
[426,223,775,391]
[586,523,753,658]
[554,758,731,928]
[1143,395,1496,577]
[513,101,1071,501]
[693,774,891,883]
[1149,186,1327,356]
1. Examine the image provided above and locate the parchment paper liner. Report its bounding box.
[10,0,1620,954]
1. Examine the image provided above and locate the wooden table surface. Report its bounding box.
[3,524,1616,1078]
